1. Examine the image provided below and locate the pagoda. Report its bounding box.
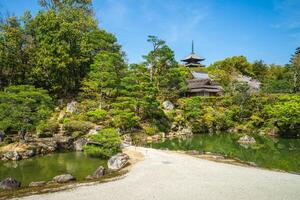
[181,41,205,68]
[182,41,222,96]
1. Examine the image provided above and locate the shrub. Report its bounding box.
[83,128,121,158]
[36,121,60,135]
[86,109,107,123]
[3,136,13,144]
[63,120,94,135]
[111,109,140,131]
[0,85,53,134]
[144,126,157,136]
[71,131,85,139]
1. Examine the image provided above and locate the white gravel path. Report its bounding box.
[18,147,300,200]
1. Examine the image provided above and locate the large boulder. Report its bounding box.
[238,135,256,144]
[108,153,129,171]
[3,151,21,161]
[86,166,105,180]
[52,174,75,183]
[29,181,46,187]
[66,101,77,114]
[74,138,88,151]
[162,100,174,110]
[0,177,21,189]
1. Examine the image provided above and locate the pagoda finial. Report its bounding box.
[192,40,194,54]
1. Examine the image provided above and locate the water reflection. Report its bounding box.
[150,134,300,173]
[0,152,106,186]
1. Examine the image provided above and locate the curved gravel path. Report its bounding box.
[18,147,300,200]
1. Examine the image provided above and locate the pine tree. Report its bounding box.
[290,47,300,93]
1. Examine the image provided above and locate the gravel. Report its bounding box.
[17,147,300,200]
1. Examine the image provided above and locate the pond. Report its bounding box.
[0,152,106,186]
[149,134,300,173]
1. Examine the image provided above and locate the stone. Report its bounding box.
[108,153,129,171]
[0,177,21,189]
[66,101,77,113]
[52,174,75,183]
[85,175,94,180]
[74,138,88,151]
[0,131,4,142]
[238,135,256,144]
[22,150,35,159]
[267,127,279,137]
[88,129,98,135]
[180,127,192,135]
[91,166,105,179]
[162,100,174,110]
[29,181,46,187]
[58,110,65,120]
[3,151,21,161]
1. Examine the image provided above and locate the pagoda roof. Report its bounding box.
[181,53,205,62]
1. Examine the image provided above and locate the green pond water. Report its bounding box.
[149,134,300,173]
[0,152,106,186]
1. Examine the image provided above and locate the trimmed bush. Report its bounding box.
[111,109,140,131]
[144,126,157,136]
[63,120,94,135]
[36,121,59,135]
[83,128,121,158]
[86,109,107,123]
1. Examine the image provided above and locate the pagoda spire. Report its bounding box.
[181,40,205,68]
[192,40,194,54]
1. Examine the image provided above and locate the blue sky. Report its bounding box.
[1,0,300,65]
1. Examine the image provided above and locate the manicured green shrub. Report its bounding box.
[83,128,121,158]
[71,131,85,139]
[86,109,107,123]
[144,126,157,136]
[36,121,60,135]
[111,109,140,131]
[63,120,94,135]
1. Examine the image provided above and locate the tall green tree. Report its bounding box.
[80,49,127,107]
[143,35,188,100]
[0,15,33,88]
[28,0,103,96]
[252,60,268,81]
[290,47,300,93]
[208,56,253,93]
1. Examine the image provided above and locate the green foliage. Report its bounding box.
[36,120,60,137]
[0,85,53,133]
[143,126,157,136]
[111,109,140,131]
[289,47,300,93]
[80,50,126,104]
[265,96,300,136]
[177,94,300,136]
[208,56,253,92]
[261,64,292,93]
[0,0,123,98]
[143,36,188,101]
[86,109,108,123]
[252,60,268,81]
[0,15,34,88]
[83,128,121,158]
[63,120,93,135]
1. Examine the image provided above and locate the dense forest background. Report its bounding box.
[0,0,299,156]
